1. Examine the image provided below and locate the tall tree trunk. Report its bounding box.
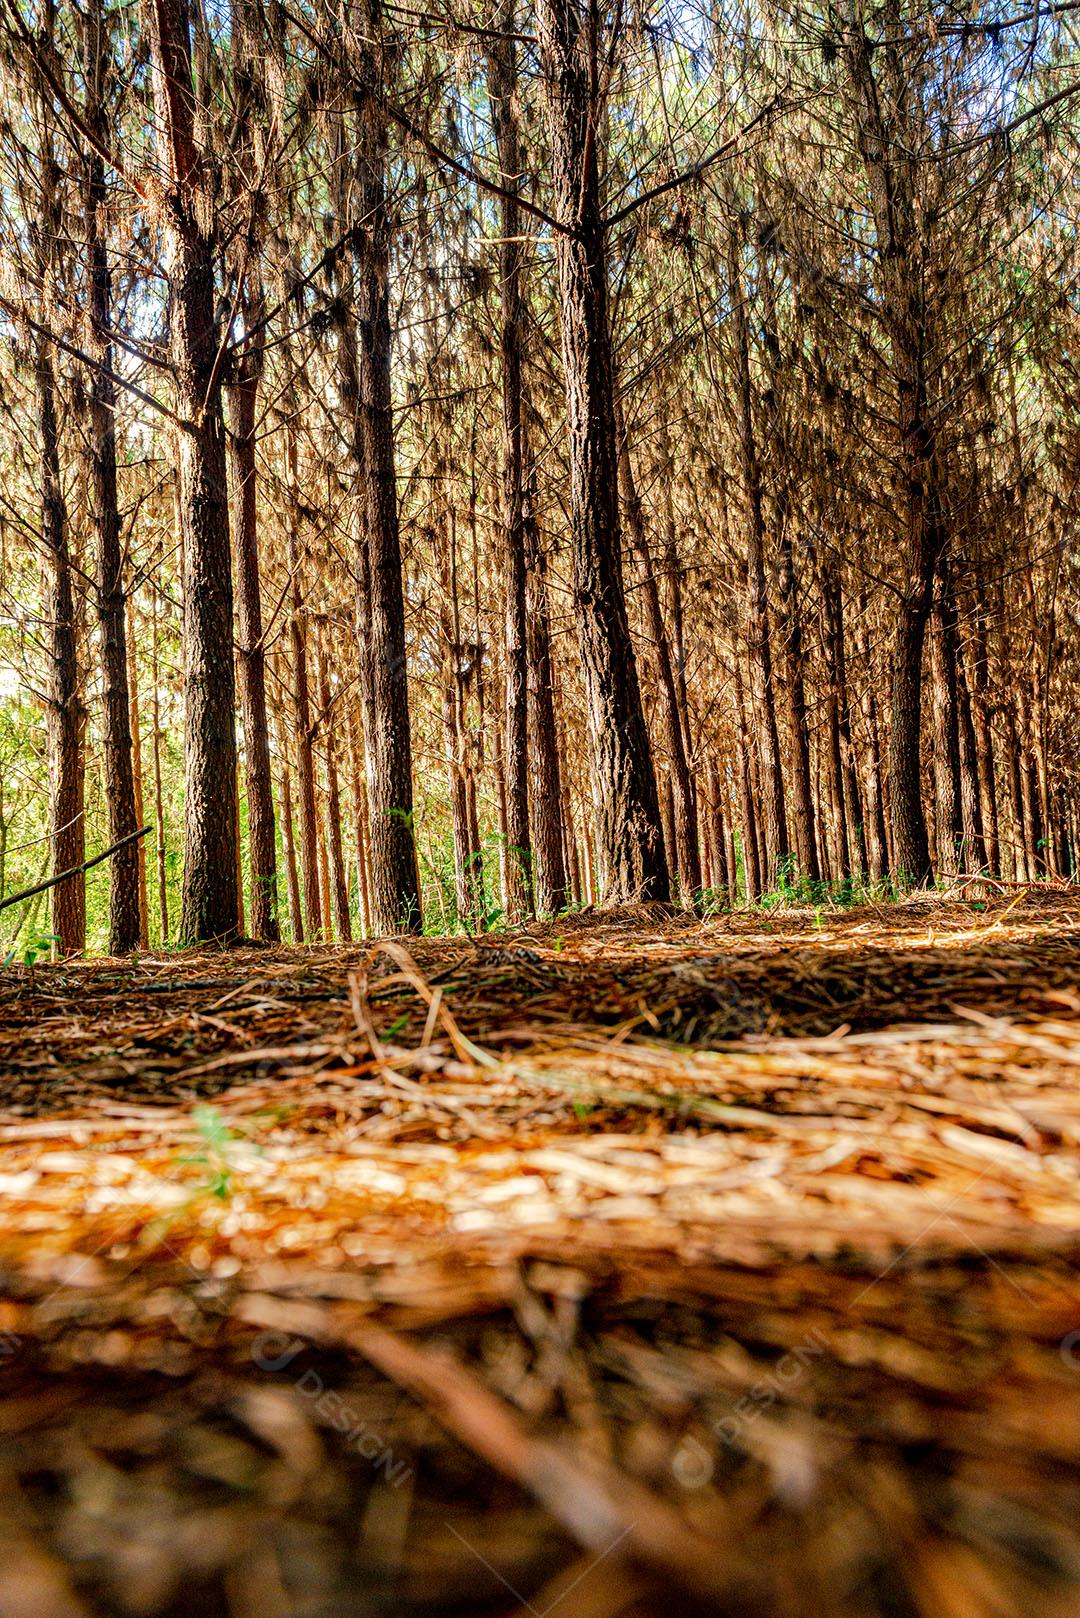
[234,761,247,936]
[227,327,279,940]
[843,6,939,887]
[583,822,597,905]
[347,709,372,937]
[286,508,321,941]
[820,560,851,881]
[734,662,761,902]
[279,749,304,946]
[889,596,934,887]
[956,654,986,872]
[491,649,510,915]
[1023,562,1054,873]
[430,495,481,928]
[35,339,85,955]
[761,256,816,884]
[930,568,962,879]
[729,228,789,885]
[126,611,149,947]
[776,525,819,882]
[855,606,889,884]
[151,598,169,945]
[1003,701,1028,883]
[707,761,730,898]
[317,633,352,942]
[535,0,668,904]
[834,579,867,878]
[342,13,421,935]
[615,398,701,897]
[657,413,692,763]
[724,786,739,905]
[660,774,678,891]
[1018,688,1044,876]
[699,780,713,892]
[438,587,477,927]
[967,603,999,873]
[526,508,568,913]
[561,762,582,906]
[84,0,139,953]
[149,0,239,942]
[317,808,333,940]
[488,8,533,922]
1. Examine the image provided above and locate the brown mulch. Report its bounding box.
[0,891,1079,1617]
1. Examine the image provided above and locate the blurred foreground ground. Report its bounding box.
[0,893,1079,1616]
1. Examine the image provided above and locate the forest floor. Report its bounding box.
[0,892,1079,1617]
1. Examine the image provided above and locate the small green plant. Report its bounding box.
[697,884,733,917]
[2,930,60,968]
[179,1105,246,1200]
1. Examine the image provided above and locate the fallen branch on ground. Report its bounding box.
[0,825,152,915]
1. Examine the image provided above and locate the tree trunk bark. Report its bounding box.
[660,774,678,892]
[734,662,761,903]
[279,752,304,945]
[491,650,510,915]
[843,7,939,888]
[149,0,240,943]
[967,602,999,873]
[35,339,85,955]
[535,0,668,904]
[347,22,421,935]
[930,570,962,879]
[707,760,730,899]
[724,779,739,904]
[562,766,582,906]
[616,398,701,898]
[126,610,149,947]
[317,634,352,942]
[226,315,278,944]
[526,509,568,914]
[84,0,139,953]
[347,709,372,937]
[285,515,321,941]
[832,579,867,878]
[776,525,819,882]
[657,414,693,764]
[820,561,851,882]
[728,228,789,885]
[227,334,279,940]
[488,9,533,922]
[317,808,332,940]
[1018,690,1044,877]
[956,654,986,872]
[1003,701,1027,882]
[438,596,478,928]
[889,599,933,886]
[151,598,169,944]
[855,608,889,884]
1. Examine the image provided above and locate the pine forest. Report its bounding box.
[0,0,1078,1612]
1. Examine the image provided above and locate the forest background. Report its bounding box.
[0,0,1078,955]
